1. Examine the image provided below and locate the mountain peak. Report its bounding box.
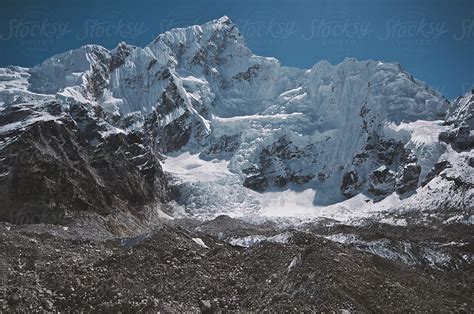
[149,15,238,45]
[212,15,234,25]
[145,15,249,75]
[215,15,232,24]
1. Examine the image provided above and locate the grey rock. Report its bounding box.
[421,160,452,187]
[368,166,396,198]
[0,101,168,225]
[243,136,314,192]
[395,163,421,194]
[341,171,360,198]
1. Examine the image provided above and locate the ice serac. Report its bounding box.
[0,16,471,223]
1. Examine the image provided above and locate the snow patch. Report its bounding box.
[229,232,291,248]
[192,237,209,249]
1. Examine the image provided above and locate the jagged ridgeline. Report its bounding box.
[0,16,472,225]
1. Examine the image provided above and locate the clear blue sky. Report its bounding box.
[0,0,472,99]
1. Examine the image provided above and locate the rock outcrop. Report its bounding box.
[0,101,168,225]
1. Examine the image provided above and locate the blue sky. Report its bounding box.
[0,0,472,99]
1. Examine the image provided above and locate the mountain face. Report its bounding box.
[0,100,169,226]
[0,16,472,225]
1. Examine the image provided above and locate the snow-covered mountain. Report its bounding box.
[0,16,472,226]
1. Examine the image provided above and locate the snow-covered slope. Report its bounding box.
[0,16,472,225]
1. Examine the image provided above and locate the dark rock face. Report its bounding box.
[87,43,137,100]
[0,101,168,225]
[243,136,314,192]
[395,163,421,194]
[156,78,186,117]
[341,171,360,198]
[341,134,421,198]
[232,64,261,81]
[440,93,474,151]
[439,125,474,151]
[243,172,269,193]
[145,77,210,153]
[109,42,135,72]
[368,166,396,197]
[201,133,241,159]
[354,135,409,166]
[85,55,110,99]
[148,110,193,153]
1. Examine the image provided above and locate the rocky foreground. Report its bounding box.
[0,217,472,312]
